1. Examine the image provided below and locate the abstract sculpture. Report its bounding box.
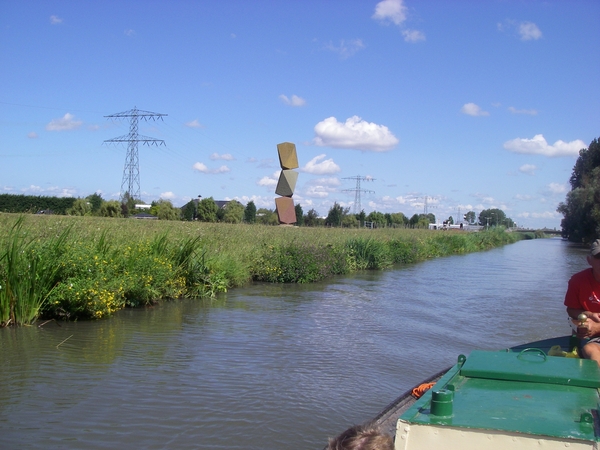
[275,142,298,224]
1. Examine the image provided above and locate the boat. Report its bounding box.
[328,335,600,449]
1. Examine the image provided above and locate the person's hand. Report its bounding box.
[573,317,600,339]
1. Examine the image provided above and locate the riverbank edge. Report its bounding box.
[0,214,526,325]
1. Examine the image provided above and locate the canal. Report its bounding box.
[0,237,590,449]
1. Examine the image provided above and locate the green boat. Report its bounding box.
[335,335,600,449]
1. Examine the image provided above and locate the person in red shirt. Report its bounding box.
[565,239,600,365]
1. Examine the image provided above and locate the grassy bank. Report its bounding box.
[0,214,521,325]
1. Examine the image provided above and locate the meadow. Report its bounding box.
[0,213,521,326]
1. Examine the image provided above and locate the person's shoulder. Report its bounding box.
[570,268,593,282]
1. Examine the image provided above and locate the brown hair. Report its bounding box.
[327,425,394,450]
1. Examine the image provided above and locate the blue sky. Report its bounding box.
[1,0,598,229]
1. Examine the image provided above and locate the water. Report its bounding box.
[0,238,590,449]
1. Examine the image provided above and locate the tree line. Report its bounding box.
[558,137,600,243]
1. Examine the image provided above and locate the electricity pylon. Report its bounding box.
[343,175,375,214]
[104,107,167,202]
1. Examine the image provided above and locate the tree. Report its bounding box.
[196,197,219,222]
[99,200,122,218]
[464,211,476,224]
[294,203,304,226]
[355,210,366,227]
[67,198,91,216]
[155,199,180,220]
[181,200,196,221]
[86,193,103,214]
[222,200,244,223]
[256,208,278,225]
[244,200,257,224]
[478,208,506,227]
[388,212,407,227]
[367,211,386,228]
[558,138,600,243]
[446,216,454,225]
[304,208,321,227]
[325,202,349,227]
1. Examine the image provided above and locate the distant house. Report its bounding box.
[135,204,152,210]
[215,200,230,209]
[131,212,158,220]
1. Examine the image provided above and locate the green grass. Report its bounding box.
[0,214,521,324]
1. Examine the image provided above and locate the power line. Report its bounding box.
[103,107,167,202]
[342,175,375,214]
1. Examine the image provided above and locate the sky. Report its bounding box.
[1,0,599,229]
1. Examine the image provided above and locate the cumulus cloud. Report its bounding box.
[508,106,538,115]
[160,191,176,200]
[185,119,204,128]
[301,154,341,175]
[547,182,567,195]
[325,39,365,59]
[313,116,398,152]
[257,171,279,187]
[372,0,407,25]
[279,94,306,107]
[50,15,63,25]
[46,113,82,131]
[27,132,38,139]
[461,103,489,117]
[519,164,536,175]
[402,29,425,42]
[504,134,586,157]
[192,162,230,174]
[210,153,235,161]
[519,22,542,41]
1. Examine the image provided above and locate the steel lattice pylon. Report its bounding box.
[342,175,375,214]
[104,107,167,202]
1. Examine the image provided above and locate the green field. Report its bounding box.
[0,213,520,326]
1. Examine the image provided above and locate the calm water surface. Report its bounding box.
[0,238,590,449]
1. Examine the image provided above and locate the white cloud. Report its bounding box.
[210,153,235,161]
[508,106,538,115]
[192,162,231,174]
[279,94,306,107]
[519,164,536,175]
[160,191,176,200]
[461,103,489,117]
[304,185,332,199]
[50,15,63,25]
[504,134,586,157]
[313,116,398,152]
[514,194,533,201]
[46,113,82,131]
[402,29,426,43]
[325,39,365,59]
[185,119,204,128]
[302,154,341,175]
[27,132,38,139]
[547,182,567,195]
[124,29,135,37]
[257,171,280,187]
[519,22,542,41]
[372,0,407,25]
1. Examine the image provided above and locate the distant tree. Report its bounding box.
[425,213,436,224]
[304,208,321,227]
[294,203,304,226]
[367,211,386,228]
[446,216,454,225]
[558,137,600,243]
[244,200,257,223]
[325,202,349,227]
[196,197,219,222]
[342,215,358,227]
[181,200,196,221]
[389,212,407,227]
[478,208,506,228]
[256,208,278,225]
[86,193,103,214]
[464,211,476,224]
[222,200,244,223]
[409,214,420,227]
[67,198,92,216]
[99,200,122,218]
[416,217,430,228]
[355,210,366,227]
[155,199,180,220]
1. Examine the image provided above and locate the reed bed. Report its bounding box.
[0,213,520,325]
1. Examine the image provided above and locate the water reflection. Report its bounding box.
[0,238,590,449]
